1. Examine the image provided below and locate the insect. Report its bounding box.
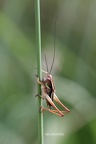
[36,17,70,117]
[35,70,70,117]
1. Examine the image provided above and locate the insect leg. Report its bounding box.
[41,70,48,74]
[51,110,66,113]
[35,74,45,99]
[35,74,43,85]
[53,93,70,112]
[35,94,45,99]
[40,106,64,117]
[45,93,64,116]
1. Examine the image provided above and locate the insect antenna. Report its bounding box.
[49,16,58,74]
[45,53,49,73]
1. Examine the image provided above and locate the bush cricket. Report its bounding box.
[35,17,70,117]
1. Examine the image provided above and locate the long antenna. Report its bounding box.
[45,53,49,73]
[49,16,58,74]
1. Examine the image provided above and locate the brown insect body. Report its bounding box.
[42,74,54,108]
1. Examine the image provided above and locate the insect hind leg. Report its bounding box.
[53,93,70,113]
[40,106,64,117]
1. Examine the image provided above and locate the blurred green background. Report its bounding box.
[0,0,96,144]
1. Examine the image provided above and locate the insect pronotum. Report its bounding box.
[36,17,70,117]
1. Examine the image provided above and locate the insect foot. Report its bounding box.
[39,106,45,115]
[35,94,44,100]
[35,74,39,78]
[35,94,38,97]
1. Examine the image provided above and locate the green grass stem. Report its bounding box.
[35,0,44,144]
